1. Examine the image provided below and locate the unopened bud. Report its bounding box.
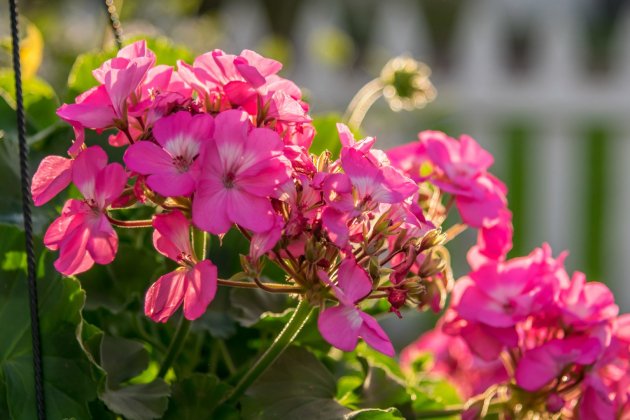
[387,288,407,319]
[546,393,565,414]
[419,229,446,251]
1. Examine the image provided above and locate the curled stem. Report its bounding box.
[223,299,314,404]
[344,78,384,130]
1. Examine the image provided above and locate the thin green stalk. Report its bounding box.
[157,315,191,378]
[193,227,208,260]
[224,299,314,404]
[218,339,236,375]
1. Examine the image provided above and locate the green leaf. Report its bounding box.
[0,226,97,419]
[100,380,170,420]
[310,113,343,158]
[100,336,149,386]
[163,373,238,420]
[0,69,58,131]
[345,407,405,419]
[191,287,237,339]
[79,243,163,313]
[229,286,288,327]
[1,251,26,270]
[242,347,350,419]
[97,335,170,420]
[356,342,406,382]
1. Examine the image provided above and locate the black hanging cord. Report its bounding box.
[8,0,46,419]
[104,0,123,49]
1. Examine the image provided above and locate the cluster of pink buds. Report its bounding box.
[33,41,470,357]
[397,138,629,417]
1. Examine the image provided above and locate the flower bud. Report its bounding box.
[388,288,407,318]
[380,56,437,112]
[546,393,565,414]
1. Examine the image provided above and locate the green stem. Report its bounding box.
[193,227,208,260]
[218,340,236,375]
[157,315,191,378]
[224,299,314,404]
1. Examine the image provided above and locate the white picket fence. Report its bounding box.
[214,0,630,309]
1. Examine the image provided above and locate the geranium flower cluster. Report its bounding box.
[397,135,630,418]
[32,41,462,357]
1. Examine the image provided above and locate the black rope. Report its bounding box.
[8,0,46,419]
[104,0,123,50]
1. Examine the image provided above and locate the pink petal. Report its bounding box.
[72,146,108,200]
[54,222,94,276]
[240,50,282,77]
[31,155,73,206]
[85,212,117,264]
[124,141,174,175]
[318,305,362,352]
[182,260,218,320]
[322,207,350,248]
[152,210,193,261]
[226,189,275,233]
[358,312,395,356]
[149,172,197,198]
[152,111,214,149]
[192,178,232,235]
[337,259,372,303]
[249,217,283,259]
[44,200,86,250]
[144,269,187,323]
[234,57,266,88]
[94,163,127,208]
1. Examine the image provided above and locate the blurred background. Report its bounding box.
[1,0,629,346]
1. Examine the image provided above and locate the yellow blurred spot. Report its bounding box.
[6,20,44,80]
[309,27,354,68]
[419,161,433,177]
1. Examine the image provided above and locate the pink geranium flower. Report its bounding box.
[43,146,126,275]
[145,211,218,322]
[192,110,291,235]
[124,111,214,197]
[419,131,507,227]
[317,258,395,356]
[56,41,155,150]
[515,336,603,391]
[401,326,508,399]
[560,272,619,329]
[322,145,417,247]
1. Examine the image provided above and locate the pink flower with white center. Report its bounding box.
[43,146,126,275]
[317,259,395,356]
[124,112,214,197]
[31,155,73,206]
[145,211,217,322]
[192,110,291,235]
